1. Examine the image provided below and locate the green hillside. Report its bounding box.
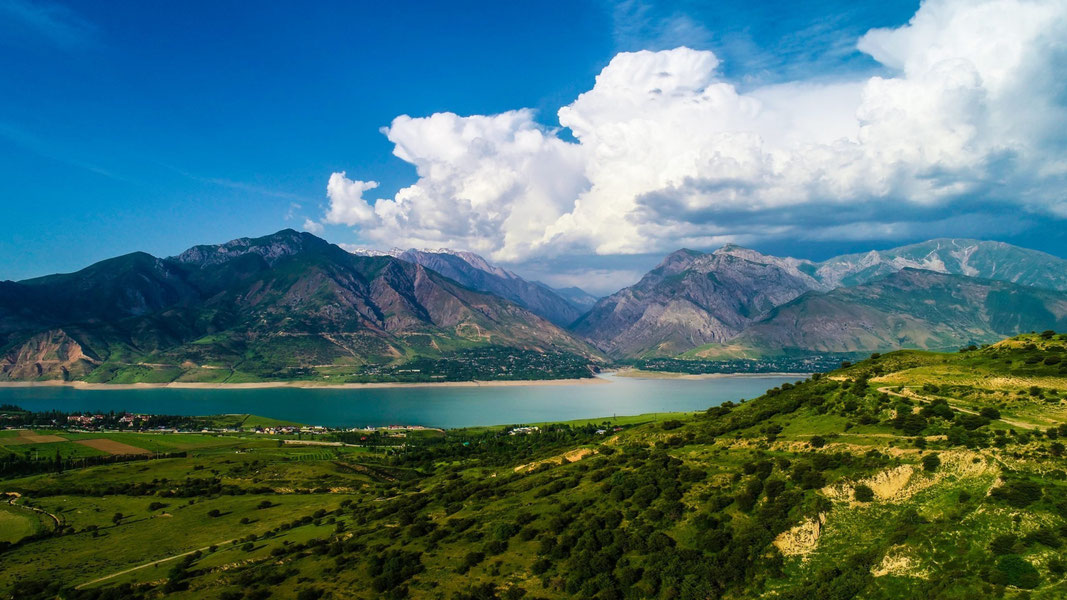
[1,332,1065,599]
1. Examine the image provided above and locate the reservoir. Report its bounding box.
[0,373,804,429]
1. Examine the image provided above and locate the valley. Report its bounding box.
[0,332,1064,599]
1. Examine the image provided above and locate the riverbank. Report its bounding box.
[0,377,610,390]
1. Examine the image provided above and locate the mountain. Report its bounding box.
[690,269,1067,357]
[714,238,1067,291]
[544,285,599,312]
[0,230,599,382]
[571,249,816,357]
[380,249,591,327]
[574,239,1067,359]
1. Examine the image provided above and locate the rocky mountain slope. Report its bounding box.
[692,269,1067,357]
[0,230,598,382]
[576,240,1067,358]
[812,238,1067,290]
[391,249,589,327]
[572,249,816,357]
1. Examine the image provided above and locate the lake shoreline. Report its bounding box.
[614,368,811,380]
[0,377,610,391]
[0,371,810,390]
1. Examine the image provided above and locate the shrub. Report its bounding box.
[990,480,1043,508]
[993,555,1041,589]
[853,484,874,502]
[1023,527,1062,549]
[989,533,1019,555]
[921,453,941,472]
[809,436,826,449]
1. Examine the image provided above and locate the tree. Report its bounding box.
[921,453,940,472]
[994,555,1041,589]
[853,484,874,502]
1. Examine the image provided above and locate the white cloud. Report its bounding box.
[326,0,1067,263]
[323,172,379,226]
[302,218,323,234]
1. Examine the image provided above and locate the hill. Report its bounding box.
[0,230,600,384]
[0,332,1064,598]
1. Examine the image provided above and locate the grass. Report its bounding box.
[0,504,48,544]
[2,334,1067,599]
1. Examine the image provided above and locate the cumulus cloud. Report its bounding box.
[325,0,1067,263]
[323,173,379,226]
[302,218,323,234]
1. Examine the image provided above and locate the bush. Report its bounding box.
[1023,527,1062,549]
[921,453,941,472]
[990,480,1043,508]
[993,555,1041,589]
[989,533,1019,555]
[853,484,874,502]
[809,436,826,449]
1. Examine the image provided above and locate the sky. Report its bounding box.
[3,0,1067,295]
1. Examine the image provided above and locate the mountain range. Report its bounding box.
[575,239,1067,358]
[2,232,1067,382]
[0,230,597,382]
[347,247,597,327]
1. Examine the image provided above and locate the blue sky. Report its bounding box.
[3,0,1066,294]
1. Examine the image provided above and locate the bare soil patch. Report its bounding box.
[0,430,67,445]
[74,438,151,455]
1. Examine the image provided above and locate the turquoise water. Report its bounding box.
[0,374,804,429]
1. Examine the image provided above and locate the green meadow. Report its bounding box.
[0,333,1066,599]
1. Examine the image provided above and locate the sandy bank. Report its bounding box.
[613,368,811,380]
[0,377,610,391]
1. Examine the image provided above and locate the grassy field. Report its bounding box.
[1,333,1066,599]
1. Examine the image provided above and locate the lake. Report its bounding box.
[0,373,804,429]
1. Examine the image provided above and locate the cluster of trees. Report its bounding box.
[0,408,218,431]
[629,355,849,375]
[0,451,187,480]
[348,346,595,383]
